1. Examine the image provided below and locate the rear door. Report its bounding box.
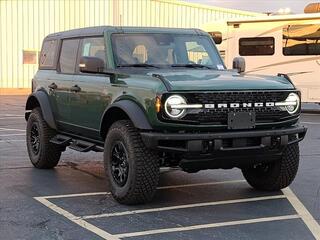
[69,36,111,139]
[48,38,80,131]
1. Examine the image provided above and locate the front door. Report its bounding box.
[69,37,111,140]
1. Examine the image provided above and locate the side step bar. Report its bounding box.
[50,134,72,145]
[50,134,104,152]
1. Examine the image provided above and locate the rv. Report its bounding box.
[203,13,320,103]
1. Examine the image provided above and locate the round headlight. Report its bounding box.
[285,93,300,114]
[164,95,187,119]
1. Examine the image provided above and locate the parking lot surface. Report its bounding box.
[1,95,320,240]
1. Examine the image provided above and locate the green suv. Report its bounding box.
[25,26,307,204]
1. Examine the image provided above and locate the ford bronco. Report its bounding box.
[25,26,307,204]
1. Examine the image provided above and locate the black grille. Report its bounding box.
[186,91,289,104]
[162,91,297,125]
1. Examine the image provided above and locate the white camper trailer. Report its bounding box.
[203,13,320,103]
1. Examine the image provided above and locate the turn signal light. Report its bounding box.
[155,97,161,113]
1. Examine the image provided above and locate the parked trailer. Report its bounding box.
[203,13,320,103]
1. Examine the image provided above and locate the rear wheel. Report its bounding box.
[26,107,62,169]
[242,143,299,191]
[104,120,160,205]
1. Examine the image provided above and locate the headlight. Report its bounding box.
[285,93,300,114]
[164,95,187,119]
[276,92,300,114]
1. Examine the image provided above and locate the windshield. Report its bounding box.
[111,33,225,70]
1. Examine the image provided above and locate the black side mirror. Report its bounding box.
[233,57,246,73]
[79,56,105,73]
[208,31,222,44]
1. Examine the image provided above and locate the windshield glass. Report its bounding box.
[111,33,225,70]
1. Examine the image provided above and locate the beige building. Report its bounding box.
[0,0,260,94]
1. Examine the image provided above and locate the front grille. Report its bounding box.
[162,91,297,125]
[187,91,289,104]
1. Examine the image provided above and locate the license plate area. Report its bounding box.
[228,112,256,130]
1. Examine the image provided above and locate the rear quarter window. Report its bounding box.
[39,40,58,69]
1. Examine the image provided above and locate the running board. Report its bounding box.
[50,134,72,146]
[69,140,96,152]
[50,135,104,152]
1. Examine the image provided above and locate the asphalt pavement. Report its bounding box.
[0,95,320,240]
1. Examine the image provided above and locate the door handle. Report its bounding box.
[48,82,58,90]
[70,85,81,92]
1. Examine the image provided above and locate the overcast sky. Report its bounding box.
[185,0,313,14]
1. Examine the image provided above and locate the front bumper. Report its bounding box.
[140,125,307,153]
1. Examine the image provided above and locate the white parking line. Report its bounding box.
[34,197,119,240]
[282,188,320,240]
[34,181,320,240]
[0,133,25,137]
[301,121,320,125]
[0,117,24,120]
[43,192,110,199]
[0,140,25,143]
[0,114,24,117]
[81,195,286,220]
[0,128,25,132]
[40,180,246,200]
[114,215,300,238]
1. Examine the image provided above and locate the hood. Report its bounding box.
[148,69,294,91]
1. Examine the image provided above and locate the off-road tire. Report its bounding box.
[242,143,299,191]
[26,107,61,169]
[104,120,160,205]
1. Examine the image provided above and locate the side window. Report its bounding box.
[81,37,105,68]
[239,37,275,56]
[59,38,80,74]
[185,41,212,65]
[39,40,58,68]
[283,24,320,55]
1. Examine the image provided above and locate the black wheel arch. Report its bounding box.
[25,91,57,130]
[100,100,152,139]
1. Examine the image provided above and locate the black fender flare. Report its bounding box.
[100,100,152,137]
[25,91,57,130]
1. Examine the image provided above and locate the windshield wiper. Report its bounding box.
[117,63,159,68]
[171,64,214,69]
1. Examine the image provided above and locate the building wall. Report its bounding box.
[0,0,260,93]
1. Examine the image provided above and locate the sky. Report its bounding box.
[184,0,313,14]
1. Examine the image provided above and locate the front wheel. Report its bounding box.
[104,120,160,205]
[242,143,299,191]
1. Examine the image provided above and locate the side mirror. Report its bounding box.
[79,56,105,73]
[233,57,246,73]
[208,31,222,44]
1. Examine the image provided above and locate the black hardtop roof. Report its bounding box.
[44,26,208,40]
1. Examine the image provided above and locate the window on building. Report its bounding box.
[59,39,80,74]
[23,50,37,64]
[39,40,58,68]
[81,37,106,65]
[283,24,320,55]
[239,37,275,56]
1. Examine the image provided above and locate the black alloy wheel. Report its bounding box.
[30,122,40,155]
[110,141,129,187]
